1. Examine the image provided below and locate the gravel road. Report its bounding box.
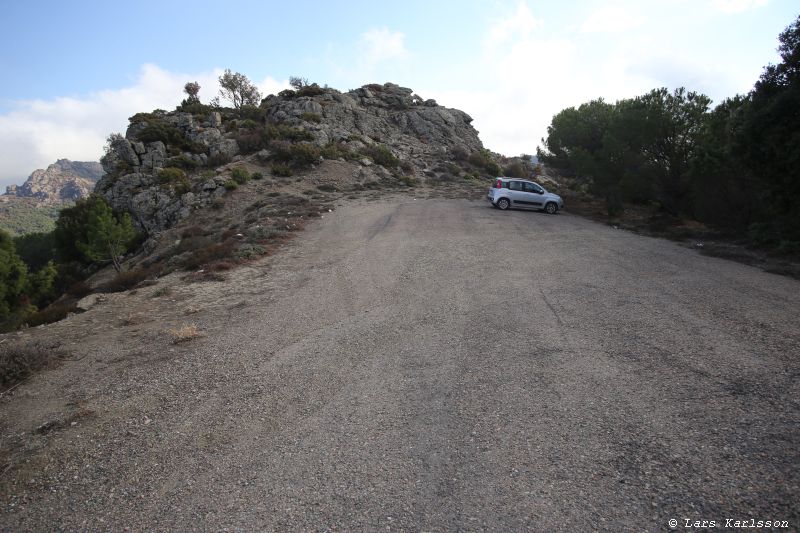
[2,197,799,531]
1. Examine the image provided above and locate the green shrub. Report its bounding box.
[241,119,258,129]
[137,120,203,153]
[278,89,297,98]
[361,145,399,168]
[231,167,251,184]
[297,84,326,97]
[399,175,419,187]
[158,167,191,195]
[235,243,266,260]
[468,149,501,176]
[251,171,264,180]
[224,180,238,191]
[289,143,321,168]
[235,130,266,154]
[300,112,322,123]
[166,154,199,170]
[207,152,232,167]
[271,164,293,177]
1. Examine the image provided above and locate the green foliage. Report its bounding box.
[321,141,355,160]
[166,153,200,170]
[361,144,399,168]
[251,171,264,180]
[300,112,322,123]
[271,164,293,177]
[289,143,321,168]
[538,14,800,244]
[137,118,204,153]
[224,180,239,191]
[54,196,106,264]
[0,230,28,321]
[158,167,191,195]
[468,149,502,176]
[0,201,61,236]
[13,232,56,270]
[75,199,137,272]
[503,161,528,178]
[218,69,262,109]
[26,261,57,308]
[231,167,251,184]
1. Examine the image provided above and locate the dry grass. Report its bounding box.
[168,324,202,343]
[0,342,63,389]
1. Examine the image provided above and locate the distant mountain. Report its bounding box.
[5,159,102,205]
[0,159,102,235]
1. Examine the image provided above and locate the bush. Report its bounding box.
[25,301,80,328]
[300,112,322,123]
[96,265,159,293]
[503,161,528,179]
[231,167,251,184]
[207,152,232,168]
[468,149,501,175]
[0,342,62,387]
[137,120,203,153]
[224,180,238,191]
[289,143,321,168]
[271,164,293,177]
[234,130,266,154]
[361,145,399,168]
[278,89,297,98]
[251,171,264,180]
[297,84,326,97]
[158,167,191,195]
[180,240,237,270]
[166,154,199,170]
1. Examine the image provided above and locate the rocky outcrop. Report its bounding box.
[262,83,482,160]
[96,82,487,235]
[5,159,102,205]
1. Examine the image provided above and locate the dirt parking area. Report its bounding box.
[1,196,798,531]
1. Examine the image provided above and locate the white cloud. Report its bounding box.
[0,65,288,187]
[359,28,409,67]
[425,3,656,157]
[581,5,646,33]
[484,1,542,49]
[710,0,768,14]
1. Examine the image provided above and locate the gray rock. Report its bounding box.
[194,128,222,146]
[210,112,222,127]
[210,139,239,159]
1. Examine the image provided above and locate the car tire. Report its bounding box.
[545,202,558,214]
[497,198,510,210]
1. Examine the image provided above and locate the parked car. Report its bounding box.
[487,178,564,214]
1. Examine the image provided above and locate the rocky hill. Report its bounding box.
[5,159,102,205]
[98,83,495,236]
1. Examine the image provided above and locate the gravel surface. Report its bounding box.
[1,197,799,531]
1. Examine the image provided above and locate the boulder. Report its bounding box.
[210,139,239,159]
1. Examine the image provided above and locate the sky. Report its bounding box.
[0,0,797,186]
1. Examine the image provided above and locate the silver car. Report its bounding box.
[487,178,564,214]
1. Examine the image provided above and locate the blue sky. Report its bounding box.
[0,0,797,186]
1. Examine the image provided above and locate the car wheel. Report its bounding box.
[545,202,558,214]
[497,198,510,210]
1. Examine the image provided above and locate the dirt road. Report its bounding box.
[2,197,799,531]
